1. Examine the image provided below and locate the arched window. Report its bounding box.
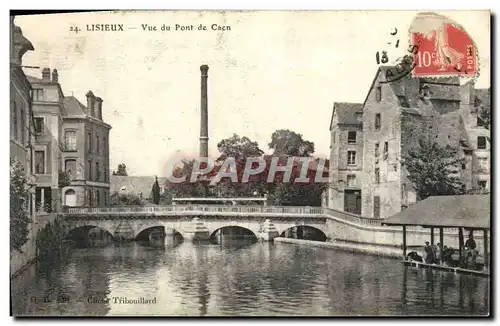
[64,189,77,207]
[95,190,100,206]
[88,189,93,207]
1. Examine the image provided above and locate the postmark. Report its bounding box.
[409,12,479,78]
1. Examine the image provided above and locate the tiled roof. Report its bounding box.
[110,175,167,198]
[63,96,88,117]
[383,195,490,229]
[330,102,363,128]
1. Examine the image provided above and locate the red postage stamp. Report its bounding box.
[409,12,478,77]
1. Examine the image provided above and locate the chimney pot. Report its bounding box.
[41,68,51,81]
[86,91,95,117]
[95,97,103,120]
[200,65,209,76]
[51,69,58,83]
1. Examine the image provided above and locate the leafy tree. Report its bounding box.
[268,129,315,157]
[113,163,128,176]
[475,91,491,131]
[402,138,465,200]
[164,159,210,198]
[151,176,161,205]
[109,191,144,206]
[10,157,33,253]
[216,133,264,163]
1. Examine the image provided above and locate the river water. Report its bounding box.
[11,239,490,316]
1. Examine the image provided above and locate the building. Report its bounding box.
[10,17,36,221]
[110,175,166,202]
[27,69,112,208]
[328,102,363,214]
[62,90,112,207]
[328,66,491,219]
[28,68,65,213]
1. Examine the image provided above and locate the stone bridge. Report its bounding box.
[59,205,489,249]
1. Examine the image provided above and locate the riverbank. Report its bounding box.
[274,237,420,259]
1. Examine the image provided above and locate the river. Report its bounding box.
[11,238,490,316]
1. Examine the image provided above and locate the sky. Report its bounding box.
[16,10,490,176]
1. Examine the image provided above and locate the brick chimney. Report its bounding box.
[86,91,95,117]
[52,69,58,83]
[95,97,103,120]
[41,68,51,81]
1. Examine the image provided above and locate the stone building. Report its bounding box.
[61,90,112,207]
[328,102,363,214]
[328,66,491,218]
[27,68,112,208]
[28,68,65,213]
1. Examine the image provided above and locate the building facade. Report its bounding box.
[329,66,491,219]
[328,102,363,214]
[28,68,65,213]
[10,17,36,222]
[61,90,112,207]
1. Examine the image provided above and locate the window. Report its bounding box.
[96,190,100,206]
[332,132,335,144]
[375,143,380,158]
[96,135,100,154]
[375,168,380,184]
[64,131,77,151]
[478,180,487,190]
[87,132,92,152]
[476,116,485,127]
[65,159,76,179]
[401,183,407,201]
[373,196,381,218]
[33,89,44,101]
[347,131,357,144]
[383,141,388,160]
[11,101,17,139]
[35,150,45,174]
[20,106,25,144]
[346,175,356,188]
[375,86,382,102]
[347,151,356,165]
[477,136,487,149]
[461,163,466,170]
[88,189,93,207]
[96,162,100,181]
[375,113,381,131]
[87,160,92,180]
[477,157,488,171]
[34,117,44,135]
[103,165,107,183]
[102,137,107,155]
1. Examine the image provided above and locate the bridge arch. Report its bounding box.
[209,225,258,241]
[135,225,185,241]
[66,225,115,246]
[279,225,327,242]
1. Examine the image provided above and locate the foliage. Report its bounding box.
[10,157,33,253]
[216,133,264,163]
[402,138,465,200]
[151,177,161,205]
[113,163,128,176]
[58,171,72,188]
[475,95,491,131]
[268,129,315,157]
[35,217,66,257]
[109,191,144,206]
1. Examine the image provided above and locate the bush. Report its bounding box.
[109,191,144,206]
[10,158,33,253]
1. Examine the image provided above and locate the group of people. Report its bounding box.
[422,233,478,267]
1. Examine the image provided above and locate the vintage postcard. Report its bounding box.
[10,10,491,317]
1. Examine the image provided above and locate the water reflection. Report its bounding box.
[11,240,490,316]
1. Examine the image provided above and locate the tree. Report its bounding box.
[151,176,161,205]
[475,91,491,131]
[114,163,128,176]
[109,191,144,206]
[217,133,264,163]
[402,138,465,200]
[268,129,315,157]
[10,158,33,253]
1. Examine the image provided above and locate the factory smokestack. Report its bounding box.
[200,65,209,158]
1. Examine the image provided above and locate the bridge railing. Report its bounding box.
[322,207,384,226]
[63,205,326,215]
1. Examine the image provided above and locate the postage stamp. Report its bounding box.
[409,12,479,78]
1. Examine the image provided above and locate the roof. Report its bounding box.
[26,75,44,84]
[110,175,167,197]
[383,195,490,229]
[330,102,363,129]
[63,96,88,117]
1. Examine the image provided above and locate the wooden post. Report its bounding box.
[402,225,407,259]
[458,227,464,267]
[439,227,444,265]
[430,227,434,246]
[483,229,488,271]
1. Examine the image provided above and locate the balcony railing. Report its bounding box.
[61,205,385,226]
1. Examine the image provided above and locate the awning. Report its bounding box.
[383,195,490,229]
